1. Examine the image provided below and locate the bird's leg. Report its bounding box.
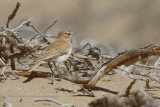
[48,62,54,85]
[53,62,62,75]
[53,62,58,71]
[64,61,69,71]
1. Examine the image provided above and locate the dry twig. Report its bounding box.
[33,98,74,107]
[124,79,136,96]
[6,2,20,28]
[0,58,6,80]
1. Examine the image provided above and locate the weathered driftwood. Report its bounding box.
[84,44,160,88]
[33,98,74,107]
[61,44,160,88]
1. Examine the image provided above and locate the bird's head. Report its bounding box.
[58,30,76,40]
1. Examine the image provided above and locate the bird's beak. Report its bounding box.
[70,32,77,36]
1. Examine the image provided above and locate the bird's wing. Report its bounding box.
[39,39,71,61]
[28,60,43,72]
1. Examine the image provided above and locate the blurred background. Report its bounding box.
[0,0,160,56]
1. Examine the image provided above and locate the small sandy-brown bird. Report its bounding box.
[28,30,75,84]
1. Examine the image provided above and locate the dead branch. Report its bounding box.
[82,44,160,88]
[6,2,20,28]
[61,72,90,84]
[60,44,160,88]
[33,98,74,107]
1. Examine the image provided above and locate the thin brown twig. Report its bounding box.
[125,79,136,96]
[42,20,58,33]
[30,20,58,41]
[10,45,16,70]
[145,79,160,90]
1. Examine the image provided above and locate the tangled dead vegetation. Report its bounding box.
[88,89,160,107]
[1,2,160,106]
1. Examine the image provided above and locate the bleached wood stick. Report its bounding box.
[33,98,74,107]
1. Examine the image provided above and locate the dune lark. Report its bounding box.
[28,30,75,84]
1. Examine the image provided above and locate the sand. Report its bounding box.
[1,66,160,107]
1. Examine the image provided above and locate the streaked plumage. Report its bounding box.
[28,30,73,73]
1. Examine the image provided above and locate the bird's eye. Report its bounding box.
[68,33,71,35]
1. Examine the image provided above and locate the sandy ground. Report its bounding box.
[1,66,160,107]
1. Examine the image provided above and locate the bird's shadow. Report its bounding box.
[73,86,118,97]
[91,86,118,95]
[23,71,51,83]
[23,77,34,83]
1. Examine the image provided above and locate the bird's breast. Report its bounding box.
[56,48,72,63]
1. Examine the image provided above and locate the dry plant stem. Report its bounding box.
[145,79,160,89]
[134,67,160,83]
[80,86,95,97]
[10,45,16,70]
[145,79,151,89]
[12,73,20,79]
[28,23,43,37]
[6,2,20,28]
[125,79,136,96]
[42,20,58,33]
[134,64,160,71]
[75,43,91,53]
[0,58,6,78]
[83,44,160,88]
[33,98,74,107]
[61,72,91,84]
[61,45,160,88]
[12,19,31,32]
[30,20,58,41]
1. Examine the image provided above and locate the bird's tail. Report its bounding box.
[28,61,43,72]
